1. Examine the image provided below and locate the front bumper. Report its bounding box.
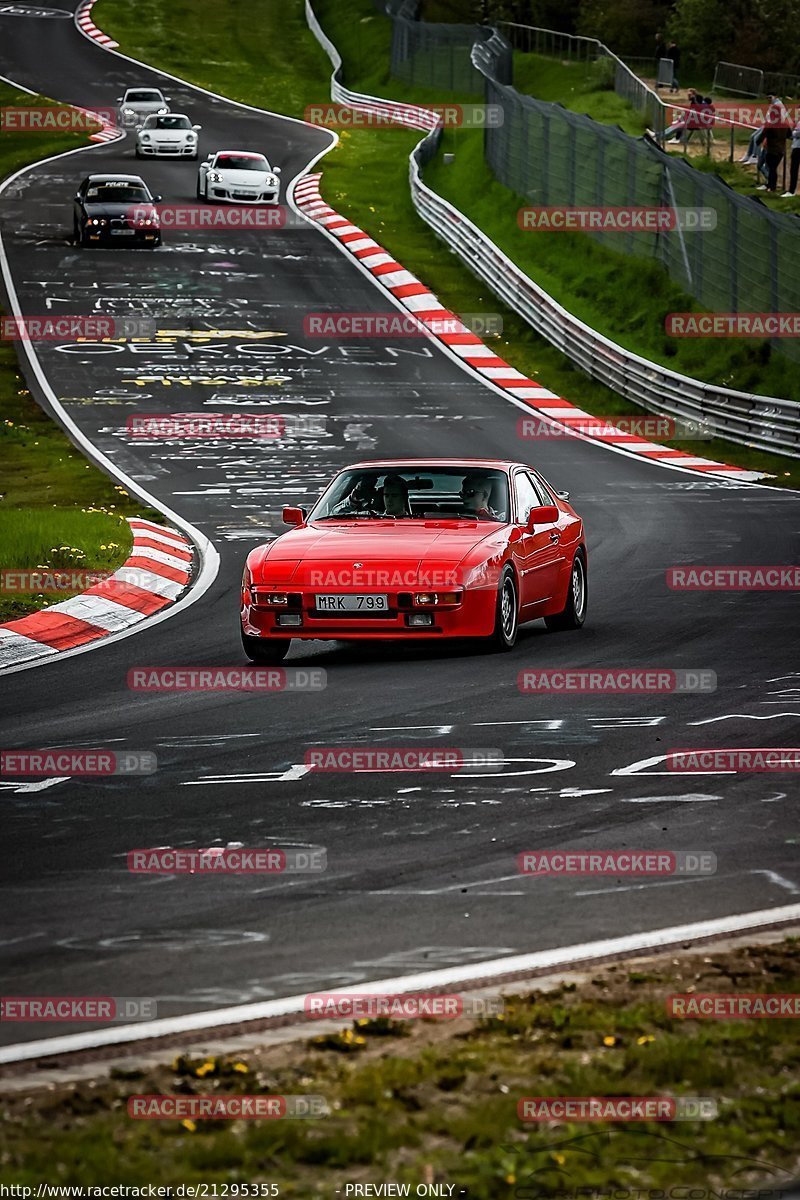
[138,142,197,156]
[82,225,160,245]
[241,586,496,641]
[207,187,280,203]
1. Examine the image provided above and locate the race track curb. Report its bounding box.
[293,174,762,483]
[75,0,118,49]
[0,518,194,669]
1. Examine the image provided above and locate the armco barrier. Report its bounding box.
[305,1,800,461]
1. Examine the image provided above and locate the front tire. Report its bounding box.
[196,178,204,199]
[545,550,587,632]
[485,568,518,652]
[242,632,291,664]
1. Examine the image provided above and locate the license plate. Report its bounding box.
[315,594,388,612]
[111,228,135,236]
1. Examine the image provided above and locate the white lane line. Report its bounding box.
[1,902,798,1064]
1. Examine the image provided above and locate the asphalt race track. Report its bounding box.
[1,3,799,1050]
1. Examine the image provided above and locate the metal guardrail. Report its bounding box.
[304,0,800,460]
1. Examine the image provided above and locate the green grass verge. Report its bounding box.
[3,940,799,1192]
[513,53,648,136]
[97,0,800,487]
[0,84,160,622]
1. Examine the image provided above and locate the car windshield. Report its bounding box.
[215,154,269,171]
[126,91,163,103]
[86,182,150,202]
[311,468,510,522]
[148,115,191,129]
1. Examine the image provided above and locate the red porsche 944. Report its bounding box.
[241,459,587,662]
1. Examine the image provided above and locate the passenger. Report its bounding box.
[380,473,412,517]
[460,475,501,520]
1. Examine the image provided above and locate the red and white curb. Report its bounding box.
[293,174,761,482]
[0,519,193,669]
[75,0,118,49]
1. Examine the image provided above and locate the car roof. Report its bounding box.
[124,87,164,93]
[343,459,522,472]
[85,174,148,183]
[213,150,267,158]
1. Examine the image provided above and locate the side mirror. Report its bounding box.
[205,153,214,160]
[526,504,559,531]
[151,194,162,203]
[273,165,282,174]
[116,97,123,103]
[193,124,202,130]
[282,506,306,526]
[74,193,81,202]
[555,489,570,501]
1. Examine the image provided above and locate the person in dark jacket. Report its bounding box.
[667,41,681,91]
[758,101,791,192]
[782,117,800,195]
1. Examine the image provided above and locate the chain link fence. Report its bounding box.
[381,8,800,364]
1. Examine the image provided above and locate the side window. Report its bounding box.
[528,472,554,506]
[514,472,540,524]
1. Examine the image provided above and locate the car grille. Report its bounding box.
[109,218,130,231]
[232,191,258,199]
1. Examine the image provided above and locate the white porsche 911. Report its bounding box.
[196,151,281,203]
[136,113,201,159]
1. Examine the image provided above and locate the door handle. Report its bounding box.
[549,531,560,543]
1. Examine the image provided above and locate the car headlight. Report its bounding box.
[122,108,135,116]
[207,171,222,182]
[140,133,151,141]
[157,106,168,114]
[265,175,278,186]
[186,133,197,141]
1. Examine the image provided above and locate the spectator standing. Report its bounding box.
[758,100,791,192]
[654,31,665,69]
[783,114,800,195]
[667,41,681,92]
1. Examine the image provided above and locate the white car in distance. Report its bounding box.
[197,151,281,203]
[136,113,201,159]
[117,87,171,128]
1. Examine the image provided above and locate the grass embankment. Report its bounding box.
[98,0,800,486]
[0,85,157,622]
[2,940,799,1192]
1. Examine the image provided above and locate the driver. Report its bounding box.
[460,475,501,520]
[380,473,412,517]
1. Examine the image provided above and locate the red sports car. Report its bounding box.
[240,459,587,662]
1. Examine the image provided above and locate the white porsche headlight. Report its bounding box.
[207,171,223,182]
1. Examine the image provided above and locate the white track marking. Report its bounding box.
[1,903,798,1064]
